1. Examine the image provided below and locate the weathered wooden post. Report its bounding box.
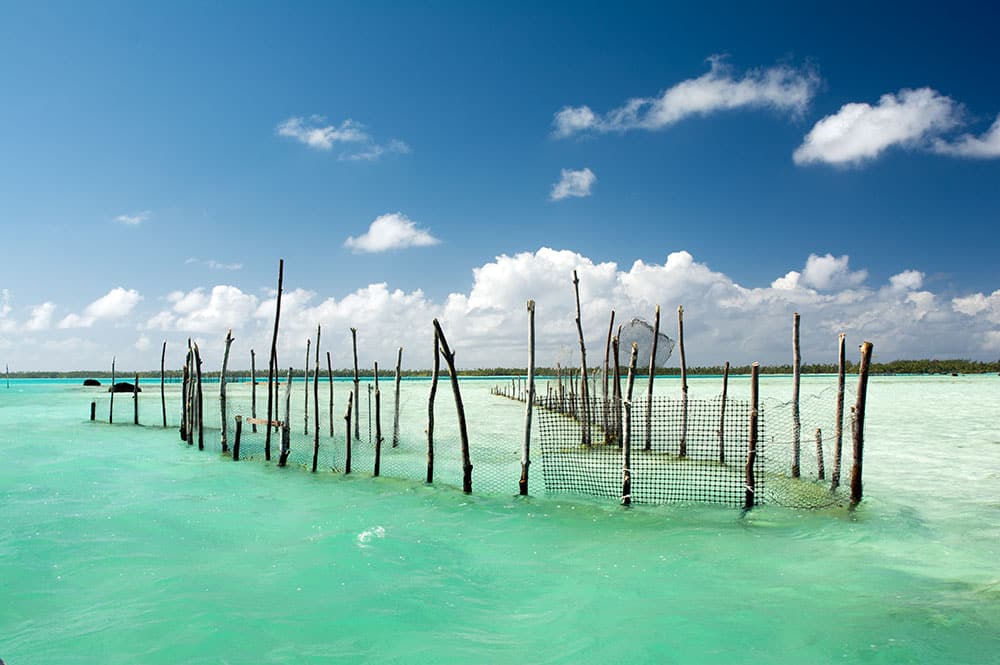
[312,325,321,472]
[850,341,873,507]
[815,428,825,480]
[327,351,334,437]
[520,299,536,496]
[645,304,660,451]
[109,356,116,424]
[602,310,615,439]
[392,346,402,448]
[678,306,688,457]
[304,337,311,435]
[351,327,360,439]
[433,319,472,493]
[180,360,189,440]
[194,343,204,451]
[612,325,623,445]
[427,327,439,484]
[831,332,846,491]
[160,340,167,427]
[185,345,194,445]
[792,312,801,477]
[233,416,242,461]
[373,362,382,477]
[250,349,258,433]
[220,328,234,453]
[344,391,353,474]
[622,341,639,506]
[279,367,292,467]
[744,362,759,511]
[133,373,139,425]
[718,361,729,464]
[265,259,284,461]
[90,401,96,421]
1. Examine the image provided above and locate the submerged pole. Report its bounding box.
[160,340,167,427]
[427,327,439,484]
[622,341,639,506]
[744,362,759,511]
[792,312,801,478]
[850,341,874,507]
[678,306,688,457]
[393,346,402,448]
[719,360,729,464]
[180,358,189,440]
[645,304,660,451]
[265,259,284,461]
[185,343,194,445]
[351,327,360,440]
[220,328,233,453]
[233,416,242,461]
[831,332,846,491]
[433,319,472,493]
[90,401,96,421]
[520,299,536,496]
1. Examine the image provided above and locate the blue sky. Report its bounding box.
[1,1,999,370]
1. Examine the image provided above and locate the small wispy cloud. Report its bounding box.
[185,258,243,271]
[340,139,411,162]
[553,56,818,138]
[115,210,151,225]
[344,213,440,253]
[277,115,409,161]
[933,113,1000,158]
[550,168,596,201]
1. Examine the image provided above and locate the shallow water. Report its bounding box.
[2,376,999,663]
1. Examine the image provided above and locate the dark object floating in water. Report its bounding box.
[951,373,959,377]
[109,382,141,393]
[83,379,102,386]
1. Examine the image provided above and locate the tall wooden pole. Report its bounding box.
[220,328,233,453]
[265,259,284,461]
[427,327,439,484]
[831,332,846,490]
[373,362,382,477]
[612,325,623,445]
[109,356,116,424]
[185,343,194,445]
[312,326,321,472]
[279,367,291,467]
[327,351,334,437]
[677,306,688,457]
[850,341,874,507]
[792,312,801,477]
[572,271,591,445]
[304,337,311,435]
[520,299,536,496]
[180,357,189,440]
[622,341,639,506]
[718,361,729,464]
[645,304,660,451]
[160,340,167,427]
[351,327,360,439]
[344,391,353,474]
[602,310,615,438]
[433,319,472,493]
[194,343,204,451]
[744,362,759,511]
[392,346,402,448]
[250,349,257,433]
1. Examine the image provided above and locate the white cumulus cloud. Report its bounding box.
[889,270,924,291]
[553,56,818,138]
[933,112,1000,158]
[550,168,596,201]
[25,302,56,331]
[58,287,143,328]
[344,213,440,253]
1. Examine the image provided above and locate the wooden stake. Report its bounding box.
[265,259,284,461]
[109,356,116,424]
[374,362,382,476]
[622,341,639,506]
[90,401,96,421]
[678,306,688,457]
[393,346,402,448]
[792,312,801,478]
[233,416,242,461]
[313,325,321,472]
[645,304,660,451]
[572,271,591,445]
[520,299,535,496]
[602,310,615,439]
[160,340,167,427]
[719,361,729,464]
[133,373,139,425]
[327,351,334,437]
[351,327,360,439]
[250,349,257,434]
[180,359,189,440]
[815,428,825,480]
[304,337,311,435]
[831,332,846,490]
[344,391,353,474]
[612,325,623,445]
[433,319,472,493]
[220,328,234,453]
[744,362,759,511]
[185,343,194,445]
[279,366,292,467]
[194,343,204,451]
[427,327,439,484]
[850,341,873,507]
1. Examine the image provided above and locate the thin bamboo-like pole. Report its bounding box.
[312,326,321,472]
[645,304,660,451]
[194,343,204,451]
[850,341,874,507]
[327,351,334,437]
[613,325,623,445]
[160,340,167,427]
[831,332,846,490]
[792,312,801,477]
[133,373,139,425]
[279,367,292,467]
[572,271,591,445]
[392,347,402,448]
[109,356,116,424]
[180,358,189,440]
[678,306,688,457]
[602,310,615,439]
[433,319,472,493]
[185,343,194,445]
[304,337,311,435]
[265,259,284,461]
[250,349,257,433]
[351,327,360,439]
[344,391,353,474]
[220,328,233,453]
[744,362,759,511]
[374,361,382,477]
[622,341,639,506]
[520,299,536,496]
[427,327,439,484]
[719,361,729,464]
[815,428,825,480]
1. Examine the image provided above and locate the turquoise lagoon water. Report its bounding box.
[1,375,999,663]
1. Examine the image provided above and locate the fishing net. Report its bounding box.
[618,317,675,369]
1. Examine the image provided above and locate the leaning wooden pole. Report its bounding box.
[572,271,591,445]
[831,332,846,491]
[265,259,284,461]
[602,310,615,439]
[220,328,234,453]
[520,299,536,496]
[792,312,801,478]
[304,337,311,435]
[677,306,688,457]
[433,319,472,493]
[327,351,334,437]
[744,362,759,511]
[622,341,639,506]
[194,343,204,451]
[426,327,440,484]
[718,360,729,464]
[312,326,321,472]
[109,356,116,424]
[351,327,361,439]
[160,340,167,427]
[133,373,139,425]
[250,349,258,434]
[344,391,353,474]
[850,341,873,507]
[392,347,402,448]
[645,304,660,451]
